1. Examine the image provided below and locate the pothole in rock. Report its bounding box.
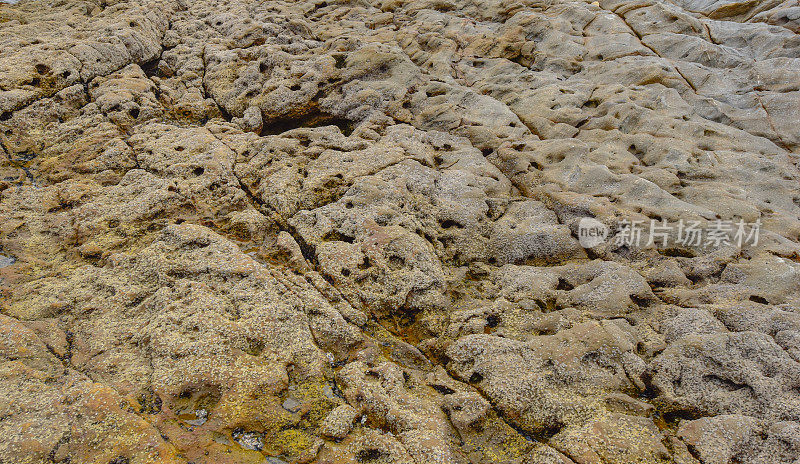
[177,408,207,427]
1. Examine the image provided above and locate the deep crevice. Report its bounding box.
[260,110,354,137]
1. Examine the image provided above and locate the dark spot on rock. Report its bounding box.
[193,167,204,176]
[333,54,346,69]
[244,338,265,356]
[469,372,483,383]
[660,409,704,426]
[430,384,455,395]
[136,388,162,414]
[534,422,564,441]
[322,230,354,243]
[35,64,50,75]
[556,278,574,291]
[662,247,695,258]
[141,58,160,78]
[356,449,386,462]
[439,219,463,229]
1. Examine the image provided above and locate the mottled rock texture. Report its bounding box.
[1,0,799,463]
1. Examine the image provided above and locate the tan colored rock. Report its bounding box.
[320,404,359,440]
[1,0,799,461]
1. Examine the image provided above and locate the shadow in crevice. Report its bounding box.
[260,110,354,136]
[140,57,161,79]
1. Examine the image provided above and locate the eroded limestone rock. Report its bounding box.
[1,0,799,462]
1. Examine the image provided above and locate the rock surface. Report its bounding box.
[1,0,799,462]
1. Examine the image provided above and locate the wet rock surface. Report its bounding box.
[0,0,799,463]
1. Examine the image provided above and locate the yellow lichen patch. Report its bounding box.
[460,414,535,464]
[267,428,316,457]
[292,378,342,426]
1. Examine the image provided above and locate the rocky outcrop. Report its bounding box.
[1,0,799,462]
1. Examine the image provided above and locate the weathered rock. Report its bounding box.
[1,0,799,461]
[651,331,800,421]
[319,404,359,440]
